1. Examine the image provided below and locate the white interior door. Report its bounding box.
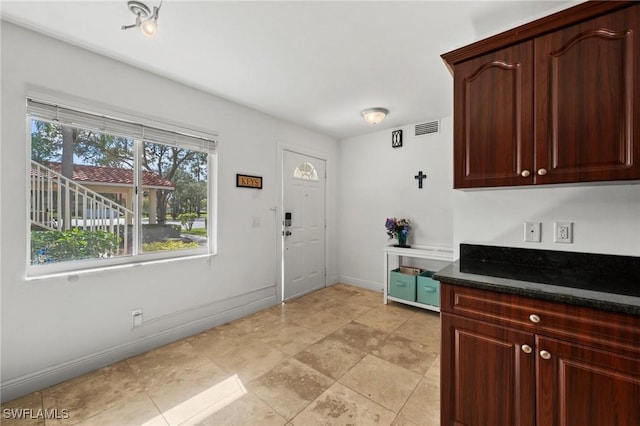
[282,150,326,301]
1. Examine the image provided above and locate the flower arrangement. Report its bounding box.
[385,218,411,240]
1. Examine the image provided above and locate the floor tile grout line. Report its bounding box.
[334,372,404,416]
[394,371,429,422]
[240,295,394,424]
[244,350,339,424]
[41,362,145,426]
[4,284,440,426]
[122,356,174,426]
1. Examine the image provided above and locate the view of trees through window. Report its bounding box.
[30,119,209,268]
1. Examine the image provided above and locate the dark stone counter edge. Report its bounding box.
[434,262,640,317]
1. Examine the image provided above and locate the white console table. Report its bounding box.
[383,245,454,312]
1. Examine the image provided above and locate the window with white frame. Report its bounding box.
[27,98,217,275]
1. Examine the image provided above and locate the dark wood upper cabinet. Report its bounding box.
[452,43,534,187]
[443,1,640,189]
[535,6,640,184]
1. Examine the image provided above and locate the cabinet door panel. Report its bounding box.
[535,6,640,184]
[453,42,534,188]
[537,336,640,426]
[441,313,535,426]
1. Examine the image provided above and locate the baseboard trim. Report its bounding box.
[337,275,383,293]
[1,290,277,403]
[326,275,340,286]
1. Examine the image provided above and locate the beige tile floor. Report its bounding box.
[2,284,441,426]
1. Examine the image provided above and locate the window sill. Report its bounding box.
[25,253,215,282]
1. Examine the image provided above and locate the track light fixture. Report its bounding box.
[122,0,162,37]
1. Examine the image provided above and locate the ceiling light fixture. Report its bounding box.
[361,107,389,125]
[121,0,162,37]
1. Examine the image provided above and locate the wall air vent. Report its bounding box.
[415,120,440,136]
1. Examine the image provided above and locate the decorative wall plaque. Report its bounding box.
[392,130,403,148]
[236,174,263,189]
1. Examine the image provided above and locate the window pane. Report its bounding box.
[30,120,134,265]
[141,141,208,254]
[293,161,318,181]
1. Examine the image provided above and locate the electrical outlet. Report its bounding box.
[132,308,143,327]
[524,222,541,242]
[554,222,573,243]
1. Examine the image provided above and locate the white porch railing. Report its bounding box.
[30,160,134,256]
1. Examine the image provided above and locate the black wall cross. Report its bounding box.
[414,171,426,188]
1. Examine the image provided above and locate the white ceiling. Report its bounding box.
[1,0,580,139]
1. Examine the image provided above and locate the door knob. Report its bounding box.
[537,168,548,176]
[539,350,551,360]
[283,230,292,236]
[522,345,533,354]
[521,170,531,177]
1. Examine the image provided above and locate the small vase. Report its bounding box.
[397,231,409,247]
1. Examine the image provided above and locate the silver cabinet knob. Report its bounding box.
[537,168,548,176]
[521,170,531,177]
[540,350,551,360]
[522,345,533,354]
[529,314,541,323]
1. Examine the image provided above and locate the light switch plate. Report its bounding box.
[524,222,541,242]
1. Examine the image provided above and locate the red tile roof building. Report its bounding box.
[44,162,175,189]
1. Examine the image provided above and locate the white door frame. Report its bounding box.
[276,142,329,303]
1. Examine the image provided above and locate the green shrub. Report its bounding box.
[178,213,198,231]
[31,229,121,264]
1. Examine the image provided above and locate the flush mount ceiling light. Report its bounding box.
[361,108,389,125]
[121,0,162,37]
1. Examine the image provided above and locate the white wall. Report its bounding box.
[454,184,640,258]
[338,117,455,291]
[0,22,339,401]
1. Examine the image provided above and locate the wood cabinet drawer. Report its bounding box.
[441,284,640,358]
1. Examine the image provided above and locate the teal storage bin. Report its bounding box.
[389,268,417,301]
[417,271,440,307]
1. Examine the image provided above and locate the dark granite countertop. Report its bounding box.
[433,244,640,316]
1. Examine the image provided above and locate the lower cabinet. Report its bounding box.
[440,284,640,426]
[536,336,640,425]
[441,313,536,426]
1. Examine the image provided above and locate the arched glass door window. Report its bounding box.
[293,161,319,181]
